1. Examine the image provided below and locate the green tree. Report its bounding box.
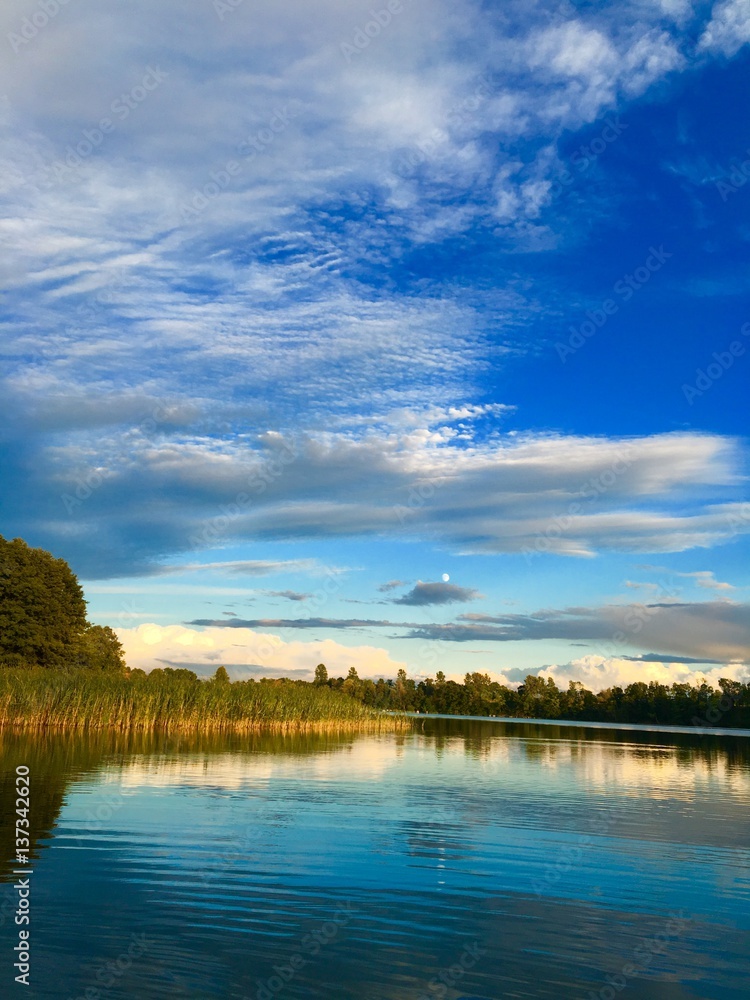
[561,680,598,719]
[342,667,363,700]
[393,668,417,710]
[213,666,230,683]
[164,667,199,682]
[314,663,328,685]
[77,625,127,673]
[0,535,88,669]
[360,678,377,706]
[517,675,560,718]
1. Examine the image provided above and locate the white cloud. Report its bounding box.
[626,567,736,593]
[678,570,735,591]
[620,30,685,94]
[1,0,748,583]
[540,654,749,692]
[419,599,750,663]
[8,412,749,577]
[699,0,750,56]
[151,559,334,577]
[528,22,619,81]
[653,0,694,23]
[520,21,682,126]
[0,0,701,364]
[117,623,405,680]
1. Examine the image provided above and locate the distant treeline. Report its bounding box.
[2,660,747,731]
[313,664,750,729]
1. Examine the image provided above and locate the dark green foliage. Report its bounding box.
[0,536,128,673]
[0,535,88,669]
[76,625,127,673]
[322,668,750,729]
[213,666,230,683]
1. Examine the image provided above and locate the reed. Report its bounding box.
[0,670,410,734]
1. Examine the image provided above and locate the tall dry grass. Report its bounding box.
[0,670,409,734]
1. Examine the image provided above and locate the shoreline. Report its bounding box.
[401,712,750,738]
[0,716,408,734]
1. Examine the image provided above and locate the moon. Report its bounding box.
[442,573,450,582]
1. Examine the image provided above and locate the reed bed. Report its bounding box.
[0,670,410,734]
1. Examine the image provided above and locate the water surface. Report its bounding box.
[1,720,748,999]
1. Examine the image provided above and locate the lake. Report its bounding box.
[1,718,749,999]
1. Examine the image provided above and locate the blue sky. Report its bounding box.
[1,0,749,687]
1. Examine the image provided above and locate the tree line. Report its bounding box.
[313,664,750,729]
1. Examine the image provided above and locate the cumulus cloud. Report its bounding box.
[392,581,484,606]
[115,619,748,691]
[538,655,750,692]
[117,623,405,680]
[698,0,750,56]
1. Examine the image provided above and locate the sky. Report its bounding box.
[1,0,749,689]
